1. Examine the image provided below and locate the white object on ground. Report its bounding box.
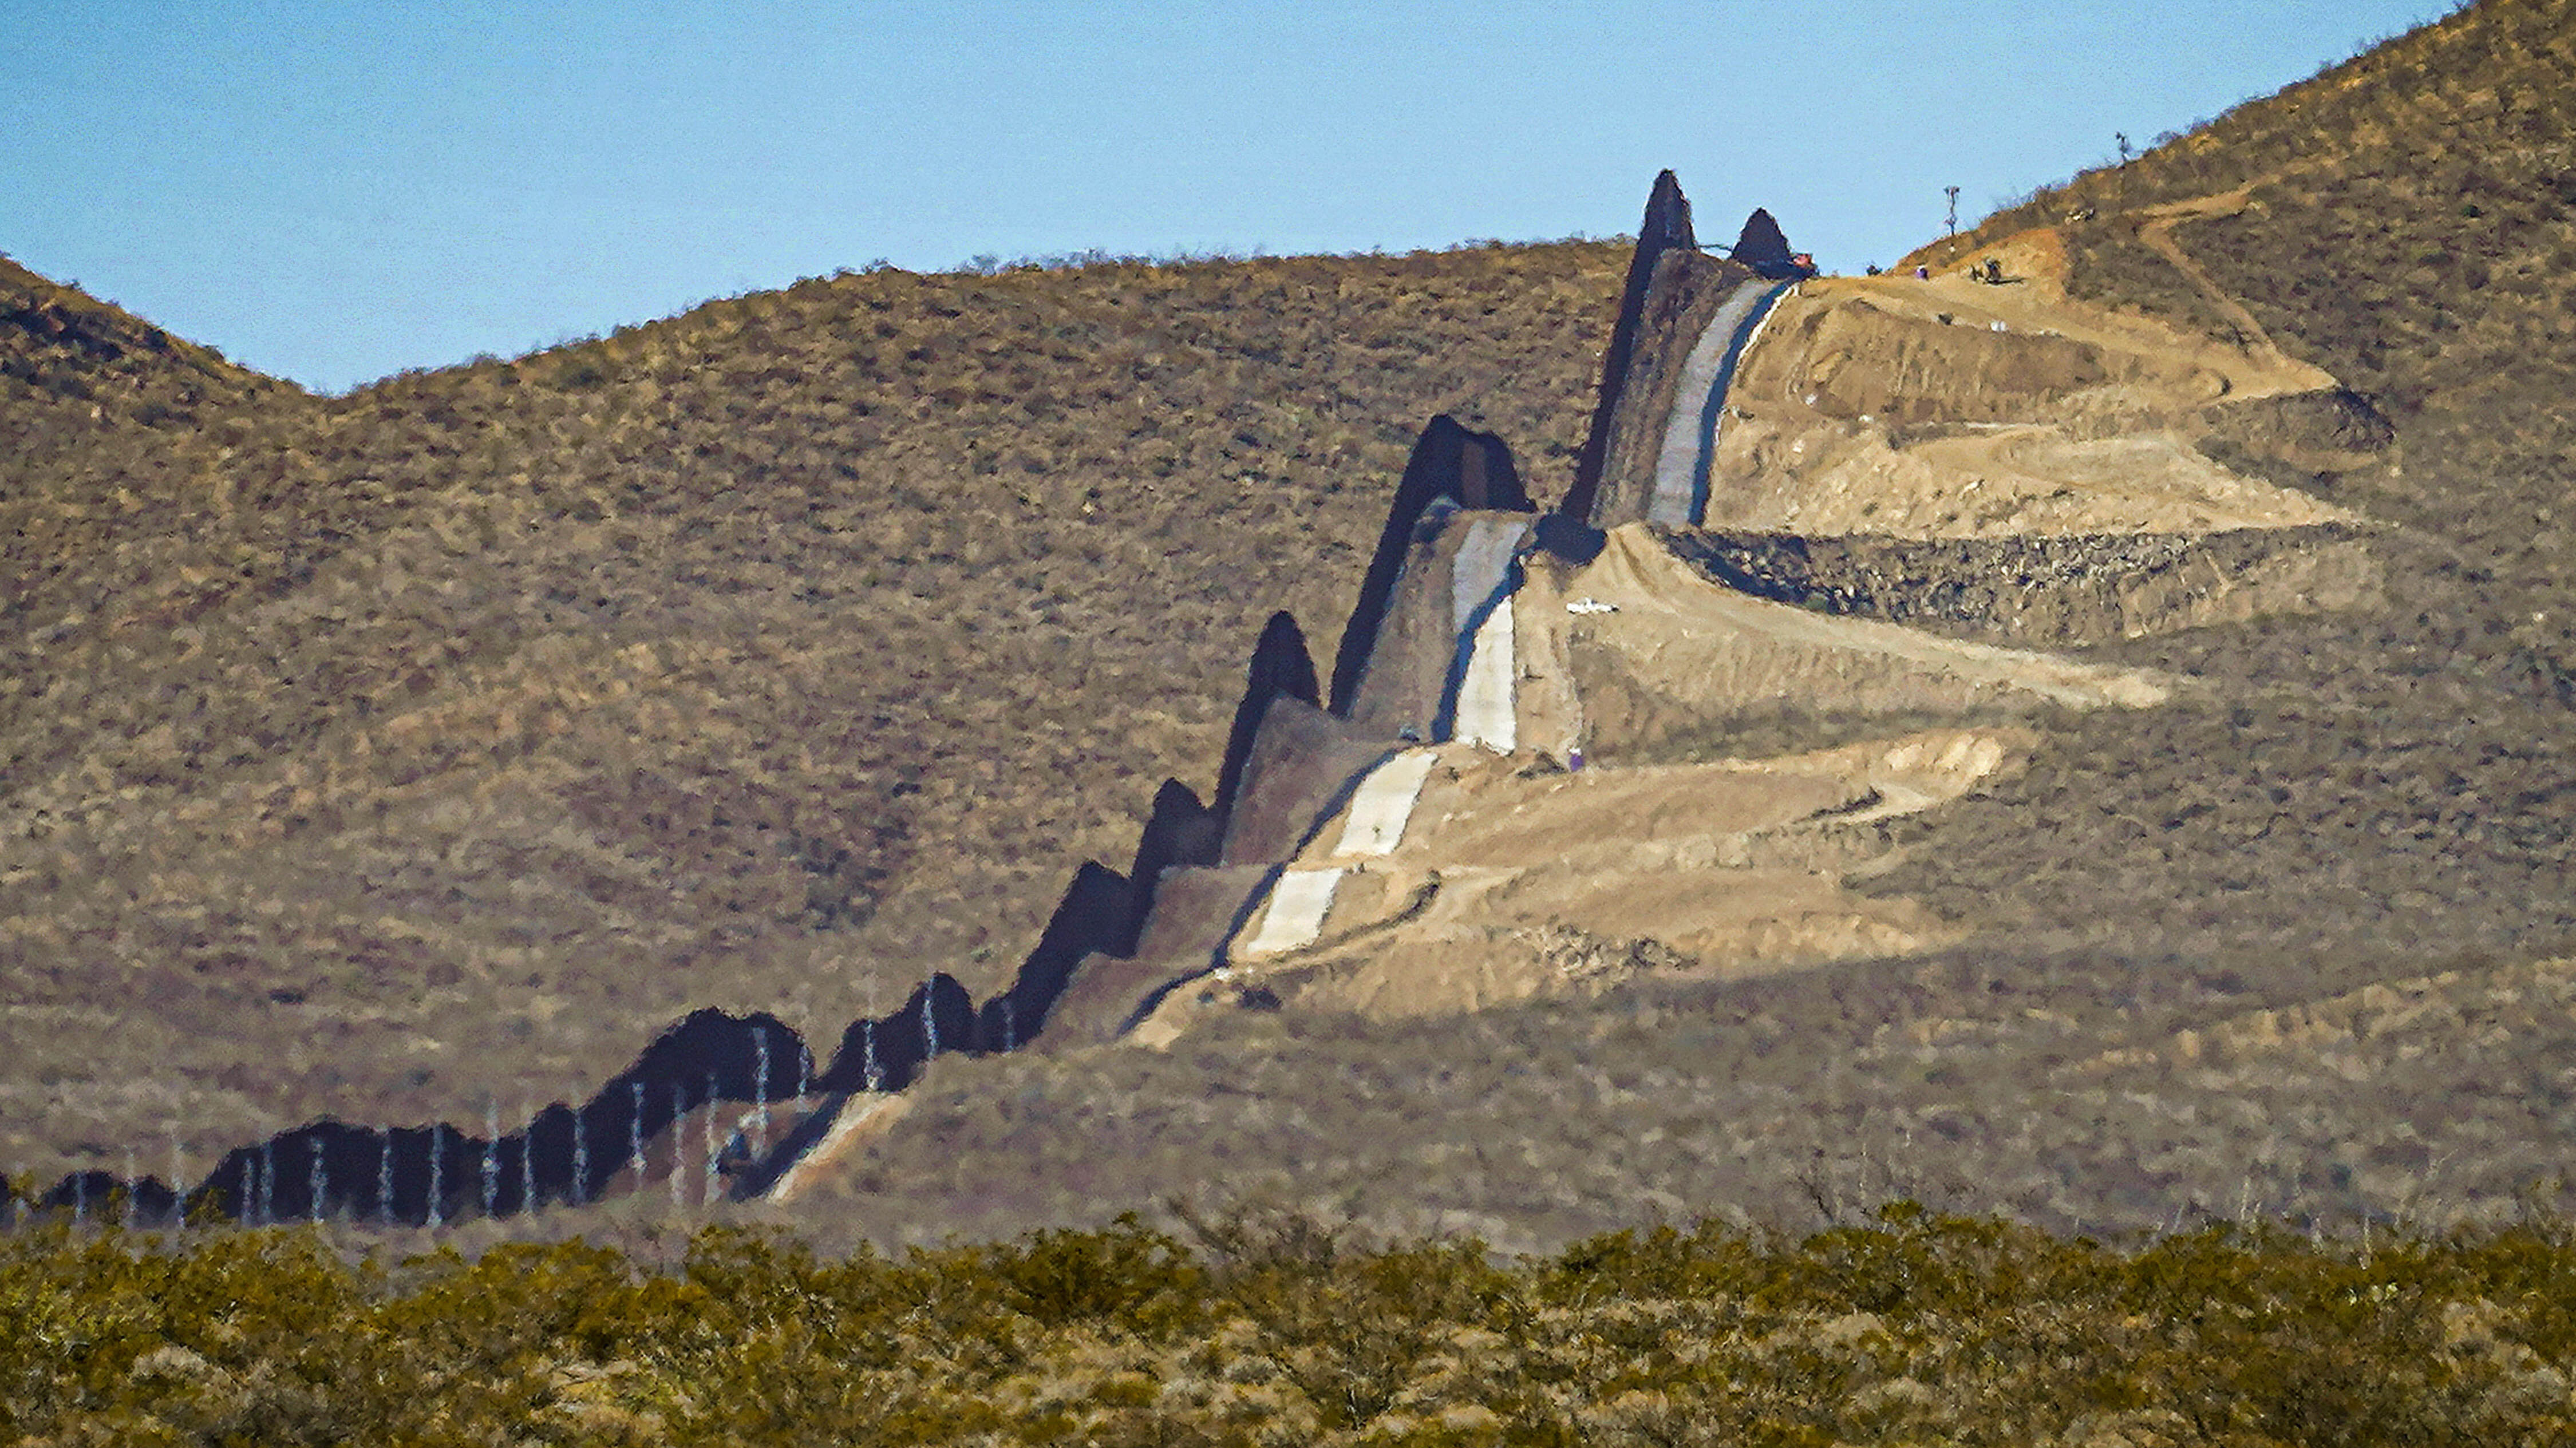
[1334,750,1437,857]
[1566,598,1618,615]
[1453,595,1518,753]
[1239,868,1347,956]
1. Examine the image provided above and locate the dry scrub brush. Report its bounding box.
[4,1206,2573,1444]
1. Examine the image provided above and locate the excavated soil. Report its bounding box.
[1661,523,2379,647]
[1706,255,2362,540]
[1126,723,2032,1039]
[1540,527,2172,757]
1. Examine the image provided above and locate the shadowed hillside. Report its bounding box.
[1,242,1627,1180]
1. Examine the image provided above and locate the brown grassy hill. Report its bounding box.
[1,254,304,672]
[0,254,286,438]
[1866,0,2576,959]
[0,242,1629,1180]
[1914,0,2576,695]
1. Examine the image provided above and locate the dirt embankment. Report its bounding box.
[1061,162,2419,1059]
[1661,523,2378,647]
[1127,722,2037,1042]
[1706,268,2365,540]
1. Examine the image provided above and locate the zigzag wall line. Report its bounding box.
[12,170,1807,1229]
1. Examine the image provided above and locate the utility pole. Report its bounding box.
[1943,186,1962,236]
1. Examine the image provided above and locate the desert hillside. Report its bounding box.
[6,0,2574,1252]
[1922,0,2576,698]
[1871,0,2576,963]
[2,241,1627,1179]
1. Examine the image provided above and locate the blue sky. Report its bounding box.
[5,1,2453,393]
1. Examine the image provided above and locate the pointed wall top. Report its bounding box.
[1645,170,1697,252]
[1566,171,1704,521]
[1217,611,1319,817]
[1733,208,1793,271]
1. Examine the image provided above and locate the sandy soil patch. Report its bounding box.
[1703,272,2349,539]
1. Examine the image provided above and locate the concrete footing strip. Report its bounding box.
[1649,278,1793,527]
[1240,867,1346,956]
[1451,517,1526,632]
[1439,516,1530,751]
[1453,596,1518,752]
[1334,749,1437,857]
